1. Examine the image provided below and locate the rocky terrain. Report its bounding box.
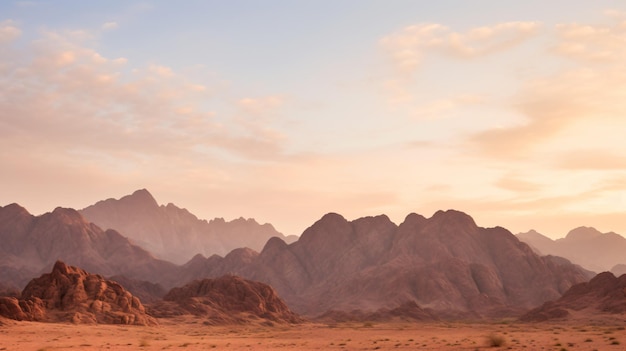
[0,204,180,290]
[150,275,302,324]
[80,189,297,264]
[181,210,592,318]
[0,261,156,325]
[520,271,626,322]
[517,227,626,273]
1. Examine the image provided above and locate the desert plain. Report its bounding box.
[1,317,625,351]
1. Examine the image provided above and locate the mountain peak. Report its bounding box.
[565,226,602,241]
[125,188,159,208]
[430,209,477,227]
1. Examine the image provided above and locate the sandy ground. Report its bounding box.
[1,318,625,351]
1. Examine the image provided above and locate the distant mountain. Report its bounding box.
[180,210,591,318]
[0,261,157,325]
[150,275,303,324]
[0,203,179,289]
[80,189,297,264]
[517,227,626,272]
[520,271,626,322]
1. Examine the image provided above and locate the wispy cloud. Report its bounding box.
[0,20,20,43]
[380,21,541,75]
[0,23,293,171]
[469,13,626,159]
[101,21,118,31]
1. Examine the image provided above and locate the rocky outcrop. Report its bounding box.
[517,227,626,273]
[0,261,157,325]
[0,204,179,289]
[150,275,302,324]
[521,272,626,322]
[80,189,297,264]
[181,210,591,318]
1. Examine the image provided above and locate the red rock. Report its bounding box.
[0,261,157,325]
[151,275,302,324]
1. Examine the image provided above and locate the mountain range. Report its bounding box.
[517,227,626,274]
[0,193,598,319]
[178,211,592,318]
[0,203,180,289]
[80,189,297,264]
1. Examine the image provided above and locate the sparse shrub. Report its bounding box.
[139,339,150,347]
[486,333,506,347]
[610,340,620,345]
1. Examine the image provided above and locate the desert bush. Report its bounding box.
[486,333,506,347]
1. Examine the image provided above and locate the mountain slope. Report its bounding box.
[517,227,626,272]
[521,272,626,322]
[0,204,179,289]
[80,189,297,264]
[181,210,591,318]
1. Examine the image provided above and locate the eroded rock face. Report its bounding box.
[521,272,626,322]
[0,261,157,325]
[151,275,302,324]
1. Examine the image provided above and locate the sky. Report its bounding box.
[2,1,626,238]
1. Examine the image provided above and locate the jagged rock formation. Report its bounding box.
[0,203,179,289]
[521,272,626,322]
[80,189,297,264]
[517,227,626,272]
[150,275,302,324]
[0,261,157,325]
[180,210,591,318]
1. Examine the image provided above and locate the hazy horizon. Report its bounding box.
[2,1,626,238]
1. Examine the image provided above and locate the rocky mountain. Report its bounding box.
[517,227,626,272]
[0,261,157,325]
[0,203,179,289]
[149,275,302,324]
[80,189,298,264]
[179,210,592,318]
[520,272,626,322]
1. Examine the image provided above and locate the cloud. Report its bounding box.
[0,20,21,43]
[412,94,486,120]
[556,150,626,170]
[380,21,541,74]
[379,21,539,110]
[237,96,284,116]
[0,23,293,173]
[467,12,626,159]
[553,15,626,62]
[102,22,119,30]
[494,174,542,193]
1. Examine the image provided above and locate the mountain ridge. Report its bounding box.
[80,189,297,264]
[517,227,626,273]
